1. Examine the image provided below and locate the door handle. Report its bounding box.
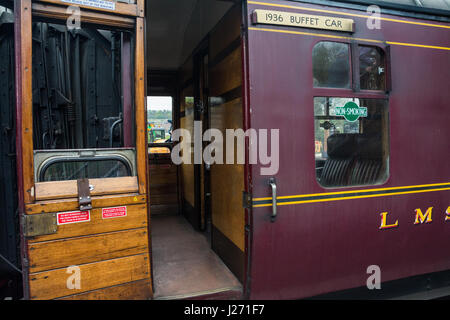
[268,178,277,222]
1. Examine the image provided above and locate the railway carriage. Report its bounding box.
[0,0,449,300]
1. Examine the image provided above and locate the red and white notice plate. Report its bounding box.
[102,206,127,219]
[57,210,90,225]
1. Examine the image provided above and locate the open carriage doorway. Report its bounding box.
[146,1,247,299]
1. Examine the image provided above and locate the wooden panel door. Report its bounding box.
[15,0,152,300]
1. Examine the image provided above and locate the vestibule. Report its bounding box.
[146,0,247,299]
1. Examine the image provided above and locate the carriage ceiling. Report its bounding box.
[146,0,233,71]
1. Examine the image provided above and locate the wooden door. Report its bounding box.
[15,0,152,300]
[194,49,210,232]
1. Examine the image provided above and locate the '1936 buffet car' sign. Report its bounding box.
[252,9,355,32]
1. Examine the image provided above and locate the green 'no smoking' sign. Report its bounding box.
[334,101,368,122]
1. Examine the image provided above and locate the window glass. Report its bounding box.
[31,21,137,184]
[421,0,450,10]
[379,0,450,11]
[314,97,389,188]
[147,96,173,154]
[41,159,131,182]
[32,22,134,150]
[34,149,136,182]
[359,46,386,90]
[313,42,350,88]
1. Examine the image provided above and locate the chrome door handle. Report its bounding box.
[268,178,277,222]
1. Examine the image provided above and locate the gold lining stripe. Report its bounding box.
[248,1,450,29]
[253,181,450,201]
[385,41,450,50]
[253,187,450,207]
[248,27,450,51]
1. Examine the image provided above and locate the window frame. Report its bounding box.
[146,95,174,154]
[312,39,391,189]
[34,148,137,182]
[15,0,147,203]
[312,41,353,89]
[312,40,391,95]
[30,20,139,197]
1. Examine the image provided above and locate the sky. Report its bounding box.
[147,96,172,111]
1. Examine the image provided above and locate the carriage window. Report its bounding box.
[147,96,173,154]
[314,97,389,188]
[359,46,386,91]
[40,158,131,182]
[31,21,137,182]
[313,42,350,89]
[147,96,173,143]
[34,149,136,182]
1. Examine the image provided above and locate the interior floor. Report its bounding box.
[151,213,242,299]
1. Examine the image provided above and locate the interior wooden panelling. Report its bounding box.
[29,253,150,300]
[150,184,177,196]
[148,162,179,214]
[209,5,242,62]
[179,58,194,88]
[208,5,245,254]
[180,85,195,208]
[172,4,245,272]
[149,194,178,204]
[209,47,242,97]
[149,164,178,203]
[34,176,139,201]
[210,98,245,251]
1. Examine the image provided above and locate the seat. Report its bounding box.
[319,134,358,187]
[349,134,383,186]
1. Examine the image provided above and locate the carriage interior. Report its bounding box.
[146,0,245,299]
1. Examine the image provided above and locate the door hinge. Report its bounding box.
[242,191,252,209]
[22,257,29,268]
[22,213,58,237]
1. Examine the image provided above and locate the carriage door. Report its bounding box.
[193,47,210,231]
[15,0,151,300]
[247,16,390,297]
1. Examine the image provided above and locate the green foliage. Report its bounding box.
[147,110,172,120]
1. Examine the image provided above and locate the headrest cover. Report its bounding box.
[327,133,383,159]
[327,134,358,159]
[355,134,382,159]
